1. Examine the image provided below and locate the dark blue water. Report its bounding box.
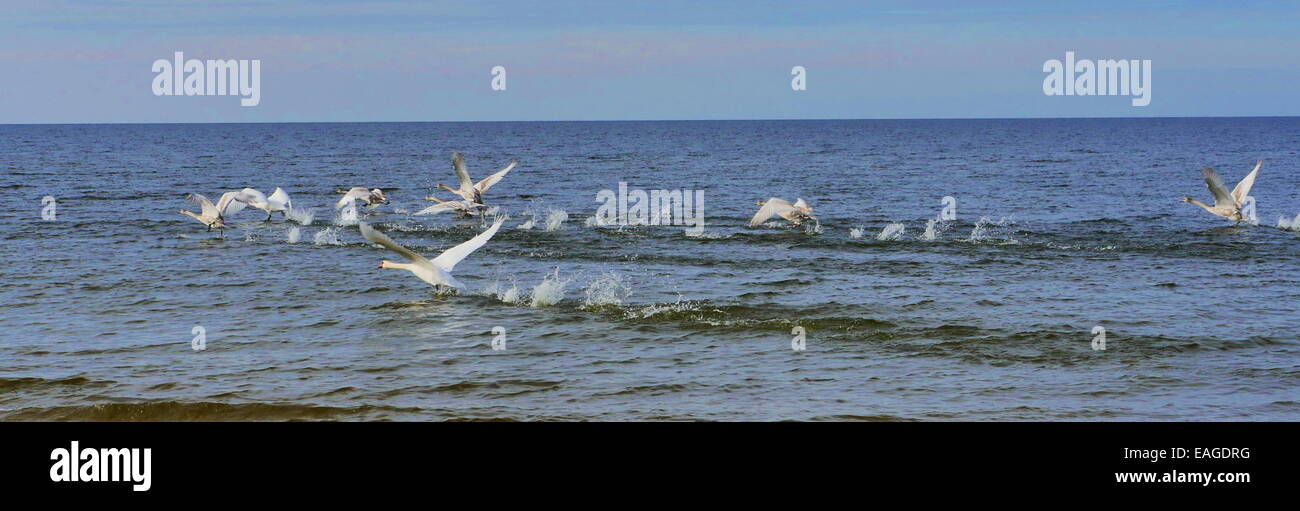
[2,118,1298,420]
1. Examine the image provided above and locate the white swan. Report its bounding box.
[414,196,485,216]
[335,187,387,210]
[360,215,506,290]
[749,198,815,227]
[234,187,292,220]
[1181,160,1261,223]
[435,152,517,206]
[180,192,247,234]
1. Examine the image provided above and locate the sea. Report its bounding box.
[2,118,1298,421]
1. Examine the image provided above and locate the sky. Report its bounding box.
[1,0,1297,123]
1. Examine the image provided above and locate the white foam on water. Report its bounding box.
[516,218,535,230]
[684,229,726,239]
[313,227,343,246]
[849,227,864,239]
[529,268,568,307]
[623,295,700,320]
[877,223,905,241]
[287,227,301,244]
[544,209,568,231]
[583,272,632,308]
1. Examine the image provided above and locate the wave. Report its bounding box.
[1,401,424,421]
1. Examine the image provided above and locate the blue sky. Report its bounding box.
[2,0,1297,123]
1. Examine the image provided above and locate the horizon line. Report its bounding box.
[3,114,1298,126]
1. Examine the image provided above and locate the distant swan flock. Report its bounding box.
[181,154,1277,289]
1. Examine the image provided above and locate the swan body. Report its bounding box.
[360,215,506,290]
[1181,161,1261,223]
[180,191,246,232]
[749,197,815,227]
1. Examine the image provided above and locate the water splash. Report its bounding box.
[544,209,568,231]
[482,278,522,304]
[313,227,343,246]
[849,227,864,239]
[529,268,569,307]
[877,223,906,241]
[334,204,360,226]
[1278,213,1300,232]
[285,206,314,226]
[803,218,822,235]
[920,219,938,241]
[964,216,1017,243]
[287,227,301,244]
[516,215,536,230]
[582,272,632,308]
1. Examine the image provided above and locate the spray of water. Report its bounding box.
[482,278,522,304]
[334,204,360,226]
[529,268,569,307]
[287,227,301,244]
[877,223,906,241]
[313,227,343,246]
[544,209,568,231]
[920,219,938,241]
[286,206,315,226]
[582,272,632,309]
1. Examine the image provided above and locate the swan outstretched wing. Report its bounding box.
[475,161,517,193]
[186,194,219,218]
[413,202,459,215]
[267,187,291,210]
[217,191,249,216]
[237,188,267,208]
[749,198,794,227]
[359,221,431,267]
[451,152,474,193]
[432,215,505,272]
[1231,160,1261,205]
[1201,168,1236,208]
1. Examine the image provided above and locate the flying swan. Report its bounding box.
[336,187,388,210]
[234,187,292,220]
[180,192,247,235]
[429,152,517,214]
[749,198,816,227]
[359,215,506,290]
[1181,160,1261,223]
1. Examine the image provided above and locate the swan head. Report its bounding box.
[378,260,399,269]
[1179,197,1192,203]
[370,189,387,204]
